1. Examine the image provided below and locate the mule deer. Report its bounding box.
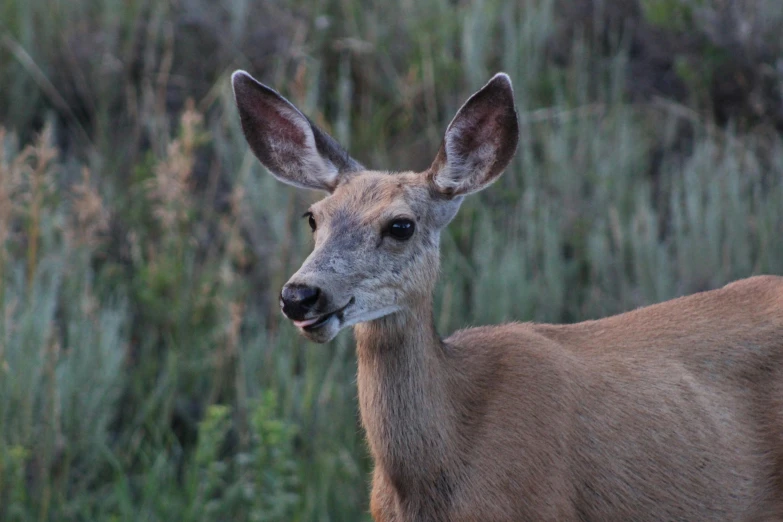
[232,70,783,521]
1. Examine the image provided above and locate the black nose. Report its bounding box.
[280,283,321,320]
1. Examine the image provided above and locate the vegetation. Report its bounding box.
[1,0,782,519]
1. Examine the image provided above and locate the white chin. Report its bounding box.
[295,306,402,343]
[298,314,341,343]
[341,306,402,328]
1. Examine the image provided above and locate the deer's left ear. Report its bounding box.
[428,73,519,197]
[232,70,362,192]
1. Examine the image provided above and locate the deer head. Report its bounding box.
[232,71,519,342]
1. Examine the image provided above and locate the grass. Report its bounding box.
[1,0,782,520]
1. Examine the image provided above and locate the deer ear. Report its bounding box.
[232,70,362,192]
[428,73,519,197]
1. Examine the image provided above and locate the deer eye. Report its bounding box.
[303,212,316,232]
[387,219,415,240]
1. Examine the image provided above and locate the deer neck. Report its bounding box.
[353,298,458,489]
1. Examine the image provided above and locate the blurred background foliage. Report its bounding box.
[1,0,782,520]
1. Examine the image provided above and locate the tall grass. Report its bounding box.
[1,0,782,520]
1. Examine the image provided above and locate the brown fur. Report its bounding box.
[231,70,783,521]
[360,276,783,521]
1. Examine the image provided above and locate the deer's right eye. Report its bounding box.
[303,212,317,232]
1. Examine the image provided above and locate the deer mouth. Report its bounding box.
[293,297,354,332]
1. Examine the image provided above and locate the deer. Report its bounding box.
[231,69,783,521]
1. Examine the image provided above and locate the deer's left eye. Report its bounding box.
[387,219,415,240]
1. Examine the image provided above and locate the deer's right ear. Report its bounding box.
[232,70,362,192]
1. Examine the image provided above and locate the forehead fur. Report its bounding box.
[313,171,430,224]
